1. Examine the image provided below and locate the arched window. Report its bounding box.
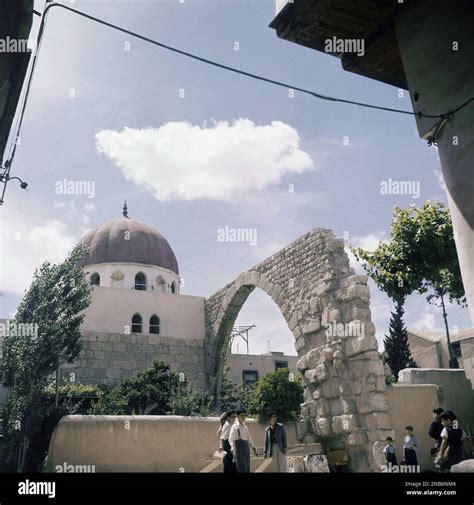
[171,281,176,294]
[135,272,147,291]
[90,273,100,286]
[149,315,160,335]
[131,313,142,333]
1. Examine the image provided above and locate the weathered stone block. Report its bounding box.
[315,398,330,417]
[344,334,378,358]
[303,319,321,334]
[305,364,328,384]
[296,356,308,372]
[332,414,358,434]
[315,417,332,437]
[346,431,369,446]
[321,379,340,399]
[295,336,307,353]
[106,368,121,379]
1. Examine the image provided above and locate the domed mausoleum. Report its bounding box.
[63,204,298,395]
[66,204,207,390]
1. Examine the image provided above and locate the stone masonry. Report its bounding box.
[64,331,206,391]
[205,228,393,471]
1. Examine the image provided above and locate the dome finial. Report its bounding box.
[123,201,129,218]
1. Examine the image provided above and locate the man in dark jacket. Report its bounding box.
[429,407,444,456]
[263,412,288,472]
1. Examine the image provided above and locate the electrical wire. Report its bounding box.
[3,2,474,202]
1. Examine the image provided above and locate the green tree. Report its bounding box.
[0,244,92,471]
[384,302,417,379]
[246,368,303,423]
[389,203,466,368]
[352,203,466,371]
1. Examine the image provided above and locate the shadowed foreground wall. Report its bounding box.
[47,416,299,473]
[387,369,474,471]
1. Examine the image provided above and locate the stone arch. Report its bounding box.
[204,228,392,471]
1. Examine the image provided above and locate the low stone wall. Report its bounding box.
[46,415,299,473]
[62,331,206,391]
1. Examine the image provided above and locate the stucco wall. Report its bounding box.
[46,415,299,473]
[81,287,205,338]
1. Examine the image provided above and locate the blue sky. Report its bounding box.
[0,0,470,355]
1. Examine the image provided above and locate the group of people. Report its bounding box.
[217,410,288,473]
[383,408,467,472]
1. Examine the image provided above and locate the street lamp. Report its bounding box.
[0,172,29,205]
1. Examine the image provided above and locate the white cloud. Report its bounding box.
[95,119,314,202]
[345,231,387,274]
[0,219,76,295]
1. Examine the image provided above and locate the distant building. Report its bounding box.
[226,351,298,387]
[408,328,474,387]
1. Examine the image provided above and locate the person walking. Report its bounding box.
[263,412,288,472]
[229,410,258,473]
[219,411,237,473]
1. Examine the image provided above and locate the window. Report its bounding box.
[275,361,288,371]
[135,272,147,291]
[90,273,100,286]
[131,313,142,333]
[171,281,176,294]
[452,342,462,358]
[149,315,160,335]
[242,370,259,386]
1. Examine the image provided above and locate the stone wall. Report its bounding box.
[205,228,391,471]
[64,331,206,391]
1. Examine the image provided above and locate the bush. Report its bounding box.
[89,360,211,416]
[246,368,304,423]
[89,361,179,415]
[167,384,213,416]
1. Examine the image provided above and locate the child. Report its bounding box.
[403,426,419,466]
[383,436,398,467]
[435,410,465,472]
[429,407,444,456]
